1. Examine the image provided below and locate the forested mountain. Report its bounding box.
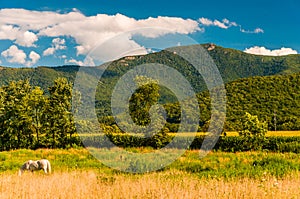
[1,44,300,131]
[200,72,300,131]
[0,44,299,90]
[0,66,80,93]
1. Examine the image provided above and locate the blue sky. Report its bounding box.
[0,0,299,67]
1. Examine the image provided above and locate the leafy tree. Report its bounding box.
[47,78,76,148]
[239,112,268,151]
[128,76,168,141]
[28,87,48,147]
[129,76,160,127]
[0,80,35,149]
[239,112,268,137]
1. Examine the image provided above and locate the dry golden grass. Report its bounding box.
[79,131,300,137]
[1,170,299,199]
[215,131,300,137]
[267,131,300,137]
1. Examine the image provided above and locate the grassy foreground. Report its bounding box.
[0,171,299,199]
[0,148,299,198]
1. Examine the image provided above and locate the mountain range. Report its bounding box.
[1,44,300,131]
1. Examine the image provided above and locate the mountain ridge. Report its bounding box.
[1,44,300,131]
[0,43,299,86]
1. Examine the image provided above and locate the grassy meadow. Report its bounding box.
[1,170,299,199]
[0,148,299,198]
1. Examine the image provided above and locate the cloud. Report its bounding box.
[240,27,264,34]
[66,56,95,66]
[52,38,66,49]
[43,47,55,56]
[65,58,82,65]
[199,17,263,34]
[43,37,66,56]
[0,25,38,47]
[0,8,267,65]
[254,28,264,33]
[27,51,40,66]
[38,13,200,61]
[199,17,238,29]
[1,45,27,64]
[0,9,200,63]
[85,32,149,62]
[1,45,40,66]
[244,46,298,56]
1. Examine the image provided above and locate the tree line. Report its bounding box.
[0,78,80,150]
[1,72,300,151]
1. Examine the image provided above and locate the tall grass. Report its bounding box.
[1,148,299,198]
[0,170,299,199]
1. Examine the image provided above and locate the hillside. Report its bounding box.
[204,72,300,131]
[1,44,300,131]
[0,44,299,90]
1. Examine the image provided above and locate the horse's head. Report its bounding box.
[19,160,32,176]
[25,160,33,169]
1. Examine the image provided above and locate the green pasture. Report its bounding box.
[79,131,300,137]
[1,148,299,179]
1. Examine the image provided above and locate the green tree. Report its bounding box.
[129,76,160,127]
[0,80,35,149]
[47,78,76,148]
[28,87,48,147]
[128,76,170,145]
[239,112,268,138]
[239,112,268,151]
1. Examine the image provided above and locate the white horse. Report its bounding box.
[19,159,51,176]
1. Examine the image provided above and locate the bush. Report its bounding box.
[79,134,300,153]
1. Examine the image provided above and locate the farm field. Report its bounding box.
[80,131,300,138]
[0,148,299,198]
[1,170,299,199]
[167,131,300,137]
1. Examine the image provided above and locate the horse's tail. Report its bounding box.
[47,160,51,174]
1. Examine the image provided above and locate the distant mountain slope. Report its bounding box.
[161,72,300,132]
[202,43,300,80]
[0,66,80,92]
[0,44,300,131]
[0,44,299,91]
[223,72,300,131]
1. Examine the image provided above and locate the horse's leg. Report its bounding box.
[18,169,23,176]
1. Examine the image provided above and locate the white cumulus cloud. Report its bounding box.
[43,37,66,56]
[27,51,40,66]
[38,13,200,61]
[66,56,95,66]
[1,45,27,64]
[0,9,200,63]
[43,47,55,56]
[1,45,40,66]
[0,25,38,47]
[0,8,268,65]
[244,46,298,56]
